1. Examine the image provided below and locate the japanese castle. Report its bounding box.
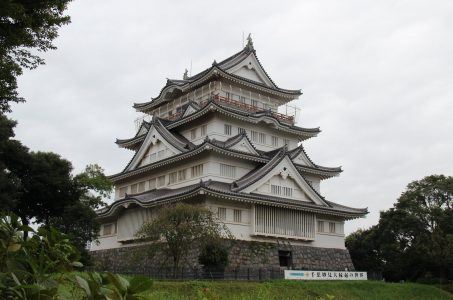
[91,36,368,270]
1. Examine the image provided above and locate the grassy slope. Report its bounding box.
[143,280,452,300]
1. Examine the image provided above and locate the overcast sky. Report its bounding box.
[9,0,453,234]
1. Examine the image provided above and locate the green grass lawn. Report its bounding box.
[59,274,452,300]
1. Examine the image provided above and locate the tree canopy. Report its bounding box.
[346,175,453,282]
[0,0,72,112]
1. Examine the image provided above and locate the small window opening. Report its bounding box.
[278,250,292,268]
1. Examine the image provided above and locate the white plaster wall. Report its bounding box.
[90,235,121,251]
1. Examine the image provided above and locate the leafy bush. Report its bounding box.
[199,242,229,269]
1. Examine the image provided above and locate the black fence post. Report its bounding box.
[247,268,250,281]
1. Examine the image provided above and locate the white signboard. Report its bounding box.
[285,270,367,280]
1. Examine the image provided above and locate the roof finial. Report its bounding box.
[212,59,217,66]
[245,33,254,50]
[183,68,189,80]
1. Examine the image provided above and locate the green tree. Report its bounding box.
[346,175,453,281]
[136,203,233,276]
[0,0,72,112]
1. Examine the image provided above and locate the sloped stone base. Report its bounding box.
[90,240,354,272]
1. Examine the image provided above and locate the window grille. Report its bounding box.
[148,178,156,190]
[149,153,156,163]
[119,187,127,198]
[130,184,138,194]
[169,172,177,184]
[157,150,165,159]
[103,223,116,236]
[251,131,258,142]
[283,138,290,146]
[201,125,207,136]
[224,124,232,135]
[191,129,197,140]
[191,164,203,177]
[329,222,336,233]
[271,185,292,198]
[251,99,258,107]
[138,181,145,193]
[272,136,279,147]
[259,133,266,144]
[238,127,246,134]
[254,205,315,239]
[317,221,325,233]
[233,209,242,223]
[178,169,187,181]
[218,207,227,221]
[157,175,166,187]
[220,164,236,178]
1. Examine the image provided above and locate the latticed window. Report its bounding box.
[191,164,203,177]
[271,185,293,198]
[259,133,266,144]
[251,99,258,107]
[283,138,290,146]
[157,150,165,159]
[317,220,325,233]
[283,187,292,197]
[148,178,156,190]
[220,164,236,178]
[178,169,187,181]
[119,187,127,198]
[157,175,166,187]
[233,209,242,223]
[149,153,157,163]
[329,222,336,233]
[138,181,146,193]
[130,183,138,194]
[272,136,279,147]
[201,125,207,136]
[169,172,177,184]
[218,207,226,221]
[238,127,246,134]
[254,205,315,239]
[102,223,116,236]
[251,131,258,142]
[191,129,197,139]
[224,124,232,135]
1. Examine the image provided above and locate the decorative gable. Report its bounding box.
[182,103,199,118]
[125,124,183,171]
[293,151,314,166]
[239,156,327,206]
[227,136,259,155]
[226,53,276,88]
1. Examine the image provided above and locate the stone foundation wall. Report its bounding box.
[90,241,355,272]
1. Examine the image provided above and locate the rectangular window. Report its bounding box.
[218,207,226,221]
[157,175,166,187]
[138,181,145,193]
[148,178,156,190]
[201,125,207,136]
[238,127,246,134]
[251,99,258,107]
[251,131,258,142]
[220,164,236,178]
[191,129,197,140]
[191,164,203,177]
[102,223,116,236]
[233,209,242,223]
[272,136,279,147]
[240,96,246,104]
[259,132,266,144]
[329,222,336,234]
[169,172,177,184]
[178,169,187,181]
[225,92,230,99]
[130,183,138,194]
[224,124,232,136]
[283,138,290,146]
[271,185,281,195]
[157,150,165,159]
[149,153,157,163]
[317,221,325,233]
[283,187,293,197]
[119,187,127,198]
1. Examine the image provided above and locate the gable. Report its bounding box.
[227,137,259,155]
[240,156,327,206]
[293,151,314,166]
[226,53,276,88]
[254,175,312,202]
[136,123,149,136]
[182,105,198,118]
[125,125,182,171]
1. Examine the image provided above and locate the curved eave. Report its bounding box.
[166,100,319,138]
[115,135,146,150]
[295,164,343,180]
[133,66,301,113]
[97,184,368,220]
[108,141,268,183]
